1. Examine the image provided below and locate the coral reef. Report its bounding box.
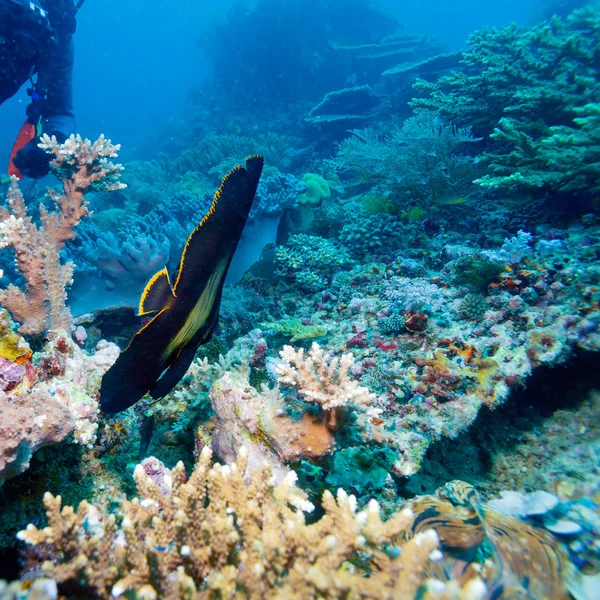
[17,452,583,600]
[330,114,482,207]
[0,135,125,334]
[305,85,379,127]
[275,234,353,292]
[0,322,119,486]
[412,8,600,199]
[1,6,599,597]
[17,447,483,600]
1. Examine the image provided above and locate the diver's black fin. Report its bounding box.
[149,344,198,399]
[173,155,264,296]
[138,267,174,316]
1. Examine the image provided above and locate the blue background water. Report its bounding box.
[0,0,539,168]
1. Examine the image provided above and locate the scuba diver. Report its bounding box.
[0,0,84,179]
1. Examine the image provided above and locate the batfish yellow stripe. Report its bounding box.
[138,267,172,316]
[124,307,170,352]
[163,258,228,359]
[173,164,245,294]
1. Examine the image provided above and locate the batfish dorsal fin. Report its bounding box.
[138,267,174,316]
[173,155,264,296]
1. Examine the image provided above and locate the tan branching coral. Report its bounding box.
[18,447,486,600]
[0,134,125,335]
[276,342,376,411]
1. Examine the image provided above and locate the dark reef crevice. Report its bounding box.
[397,350,600,498]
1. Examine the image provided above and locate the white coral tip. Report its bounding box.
[285,470,298,485]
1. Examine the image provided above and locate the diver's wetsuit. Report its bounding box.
[0,0,75,139]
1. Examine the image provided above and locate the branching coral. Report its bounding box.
[276,342,376,412]
[18,447,485,600]
[476,102,600,194]
[0,134,125,335]
[329,114,482,206]
[411,9,600,197]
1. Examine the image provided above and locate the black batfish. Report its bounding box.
[100,155,264,413]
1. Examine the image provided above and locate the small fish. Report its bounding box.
[100,156,264,413]
[434,194,468,206]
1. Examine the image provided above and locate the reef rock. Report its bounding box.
[0,388,75,486]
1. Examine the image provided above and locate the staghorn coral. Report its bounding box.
[0,134,125,335]
[17,447,487,600]
[476,101,600,195]
[411,9,600,135]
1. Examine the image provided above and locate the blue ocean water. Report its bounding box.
[0,0,534,167]
[0,0,599,597]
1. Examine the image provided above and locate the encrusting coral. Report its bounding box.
[207,342,379,473]
[17,447,489,600]
[0,134,125,335]
[0,326,120,486]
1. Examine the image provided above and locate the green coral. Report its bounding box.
[476,102,600,195]
[298,173,331,206]
[450,255,504,293]
[259,318,327,342]
[459,294,489,321]
[339,209,405,257]
[361,193,398,215]
[412,8,600,197]
[326,446,397,495]
[330,115,482,205]
[378,314,405,335]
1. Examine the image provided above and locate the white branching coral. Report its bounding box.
[38,133,126,192]
[276,342,376,410]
